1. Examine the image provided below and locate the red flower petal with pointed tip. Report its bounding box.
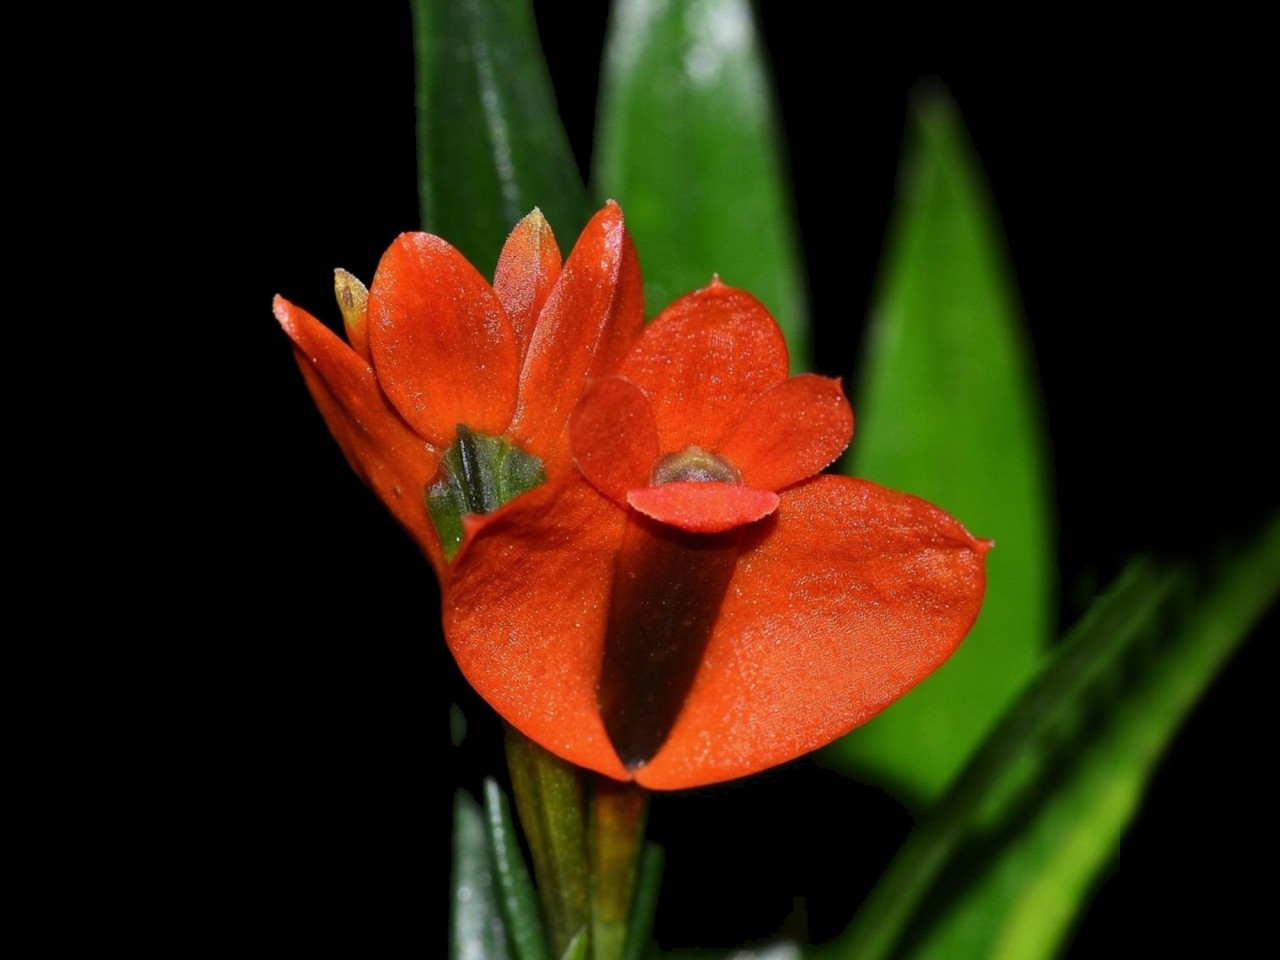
[275,296,445,576]
[493,208,562,356]
[511,202,645,474]
[277,204,645,573]
[448,280,989,789]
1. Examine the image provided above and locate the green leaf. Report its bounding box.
[823,85,1054,803]
[411,0,589,276]
[557,929,589,960]
[662,947,801,960]
[594,0,808,364]
[484,779,550,960]
[837,514,1280,960]
[452,791,513,960]
[622,843,663,960]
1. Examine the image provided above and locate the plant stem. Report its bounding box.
[589,779,649,960]
[505,726,591,957]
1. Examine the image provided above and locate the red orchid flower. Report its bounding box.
[446,280,990,790]
[275,202,643,577]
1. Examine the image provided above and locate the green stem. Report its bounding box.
[589,779,649,960]
[505,726,591,956]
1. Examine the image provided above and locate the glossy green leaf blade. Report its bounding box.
[838,514,1280,960]
[453,791,513,960]
[412,0,589,276]
[484,778,550,960]
[595,0,809,364]
[824,86,1054,803]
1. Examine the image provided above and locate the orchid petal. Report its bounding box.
[717,374,853,491]
[635,475,989,790]
[446,481,632,781]
[622,282,789,452]
[367,232,520,447]
[493,209,562,361]
[275,296,445,576]
[569,376,659,503]
[510,202,645,472]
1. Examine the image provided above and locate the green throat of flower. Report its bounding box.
[426,424,546,561]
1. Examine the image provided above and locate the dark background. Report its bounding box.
[219,4,1272,954]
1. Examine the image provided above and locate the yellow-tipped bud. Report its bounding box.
[333,268,370,361]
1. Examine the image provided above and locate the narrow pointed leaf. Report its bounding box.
[838,514,1280,960]
[484,779,550,960]
[557,929,588,960]
[594,0,809,364]
[622,843,663,960]
[825,86,1054,803]
[453,791,513,960]
[412,0,589,276]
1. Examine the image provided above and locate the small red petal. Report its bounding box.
[626,483,779,533]
[493,209,562,360]
[622,283,790,452]
[367,233,520,447]
[634,475,987,790]
[570,376,659,503]
[511,201,645,473]
[718,374,854,490]
[274,296,446,576]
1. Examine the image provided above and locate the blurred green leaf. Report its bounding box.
[411,0,589,276]
[622,843,663,960]
[835,514,1280,960]
[662,946,801,960]
[453,791,513,960]
[824,85,1054,803]
[485,779,550,960]
[557,929,589,960]
[595,0,808,364]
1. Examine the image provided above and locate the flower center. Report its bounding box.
[426,424,545,561]
[650,445,741,486]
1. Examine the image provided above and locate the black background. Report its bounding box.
[213,4,1272,955]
